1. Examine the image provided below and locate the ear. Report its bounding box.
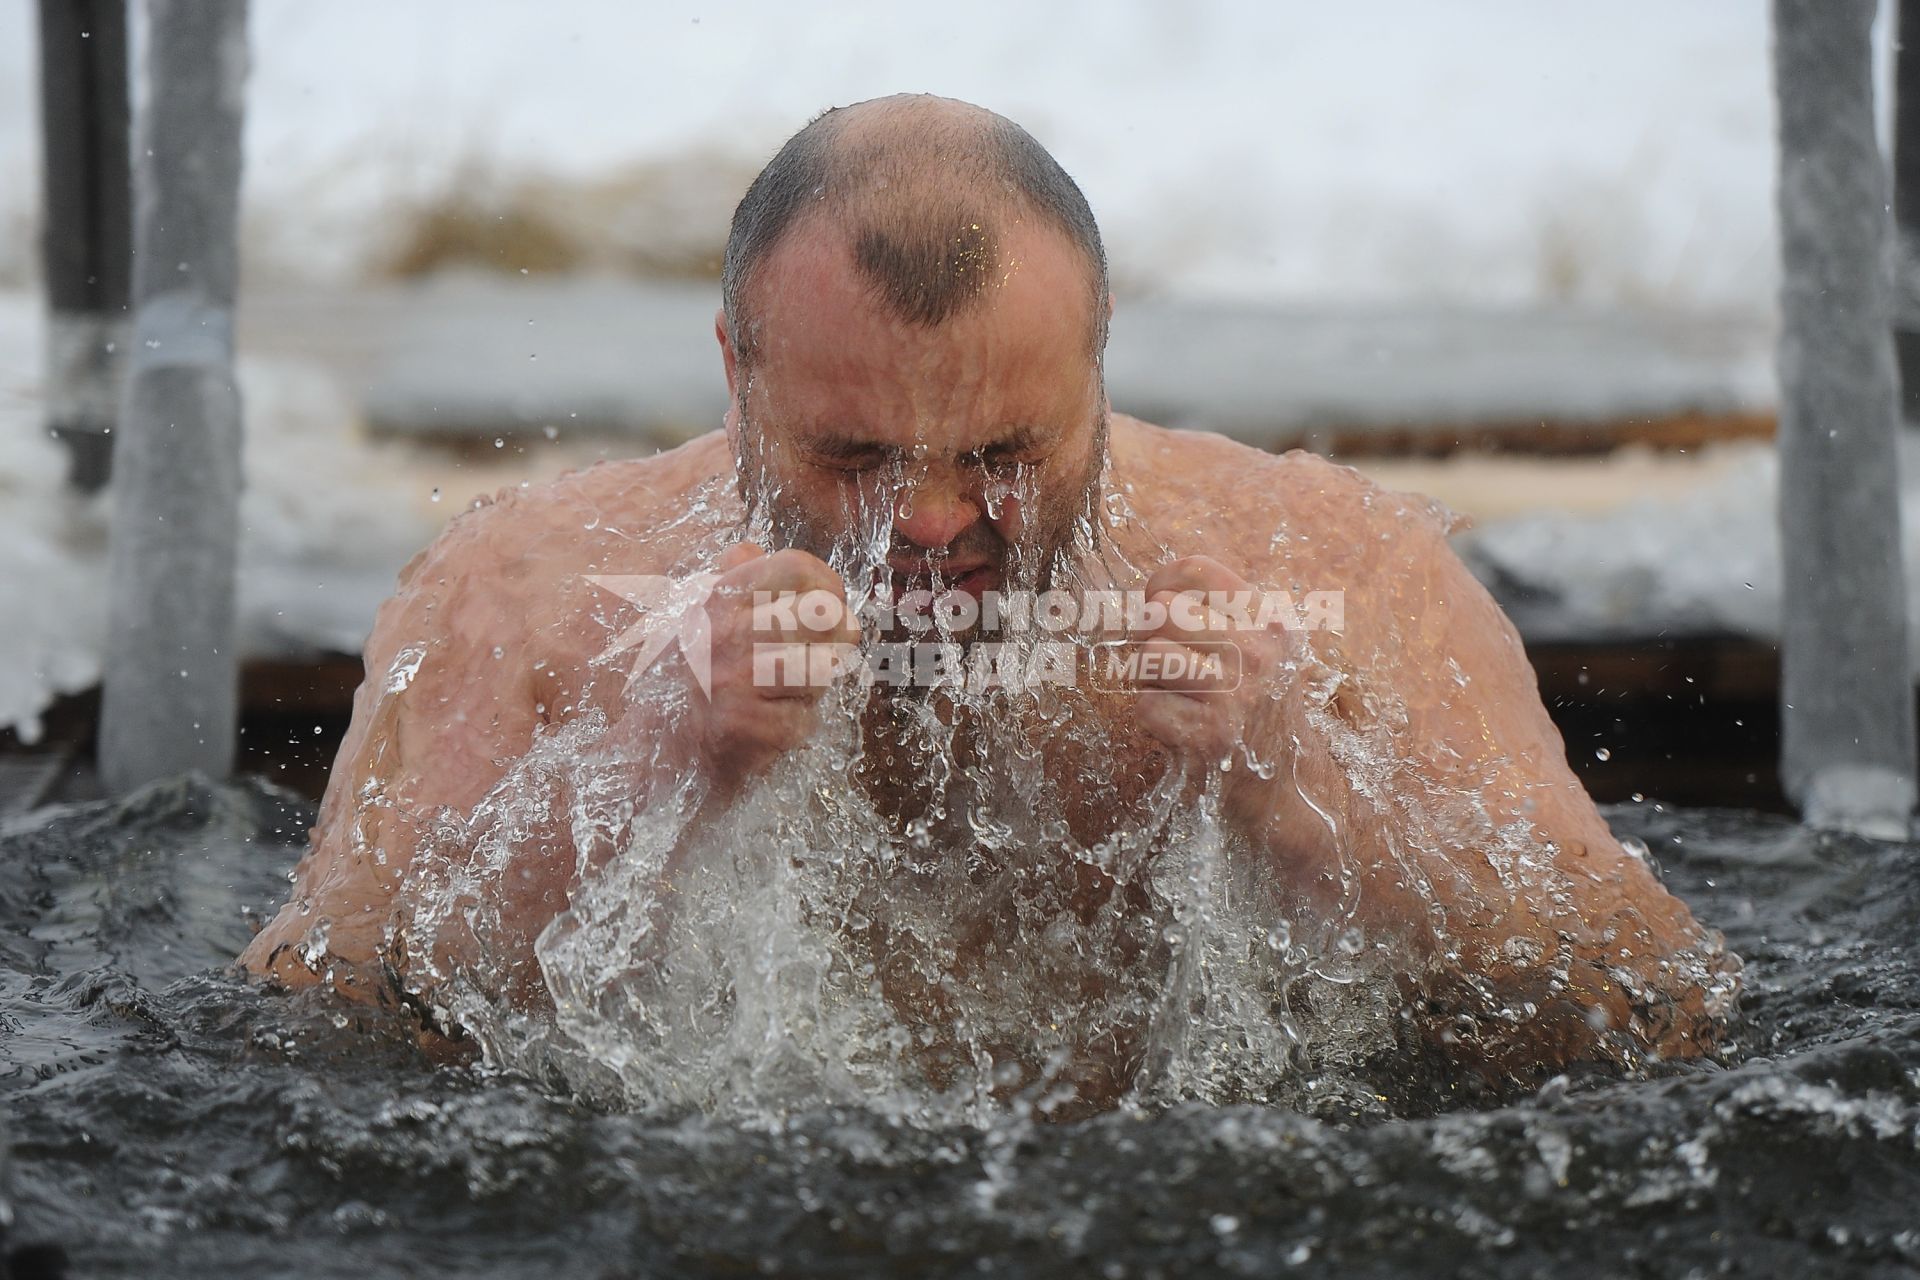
[715,307,739,400]
[1098,292,1116,416]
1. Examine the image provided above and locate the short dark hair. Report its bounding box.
[721,99,1110,365]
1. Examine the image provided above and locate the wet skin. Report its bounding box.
[242,217,1738,1087]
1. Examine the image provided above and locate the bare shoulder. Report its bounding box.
[1106,414,1463,576]
[237,432,738,993]
[1105,412,1535,762]
[397,431,739,590]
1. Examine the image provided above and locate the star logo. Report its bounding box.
[584,572,720,697]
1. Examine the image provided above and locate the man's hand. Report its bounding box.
[1131,555,1298,783]
[692,542,859,793]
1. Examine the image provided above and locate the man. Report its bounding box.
[242,95,1737,1103]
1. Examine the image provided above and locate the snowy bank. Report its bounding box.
[0,1,1781,312]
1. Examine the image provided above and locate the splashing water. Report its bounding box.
[363,441,1730,1125]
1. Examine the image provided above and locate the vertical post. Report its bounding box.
[1773,0,1918,837]
[1894,0,1920,419]
[36,0,131,493]
[97,0,250,794]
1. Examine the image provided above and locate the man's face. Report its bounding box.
[719,216,1108,619]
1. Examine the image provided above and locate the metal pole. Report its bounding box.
[1894,0,1920,419]
[1773,0,1918,837]
[36,0,131,493]
[97,0,249,793]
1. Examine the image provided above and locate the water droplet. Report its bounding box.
[1594,747,1611,762]
[430,487,442,502]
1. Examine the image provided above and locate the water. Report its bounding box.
[351,452,1474,1122]
[5,775,1918,1276]
[307,430,1738,1134]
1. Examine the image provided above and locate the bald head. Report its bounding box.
[721,95,1109,367]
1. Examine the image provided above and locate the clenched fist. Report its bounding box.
[693,543,860,793]
[1130,554,1300,782]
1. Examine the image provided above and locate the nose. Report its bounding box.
[893,475,981,551]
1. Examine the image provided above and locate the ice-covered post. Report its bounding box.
[1772,0,1917,837]
[97,0,250,793]
[36,0,131,493]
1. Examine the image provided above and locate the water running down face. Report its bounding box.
[720,212,1112,631]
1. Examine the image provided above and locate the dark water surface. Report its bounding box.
[4,777,1919,1278]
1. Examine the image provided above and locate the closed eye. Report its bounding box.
[962,446,1027,473]
[802,427,1050,475]
[962,427,1049,472]
[802,439,900,474]
[812,451,891,474]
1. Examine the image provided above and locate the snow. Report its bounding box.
[1458,443,1787,644]
[0,291,442,741]
[1,1,1781,309]
[1460,435,1920,679]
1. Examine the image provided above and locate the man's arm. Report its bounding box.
[240,522,859,1021]
[1251,478,1739,1084]
[239,501,560,1009]
[1131,457,1738,1087]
